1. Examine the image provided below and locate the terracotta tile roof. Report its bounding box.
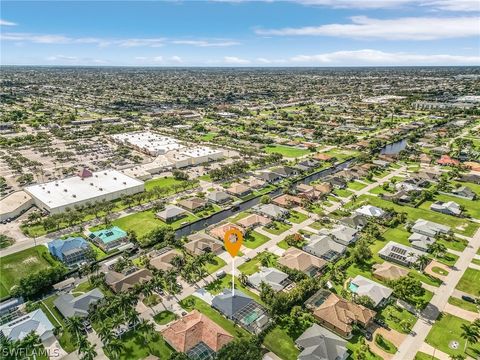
[161,310,234,353]
[177,197,207,211]
[313,293,376,334]
[372,262,409,281]
[106,268,153,293]
[277,247,326,273]
[236,214,271,228]
[437,155,459,166]
[313,153,333,161]
[149,250,180,271]
[272,194,303,207]
[209,223,243,240]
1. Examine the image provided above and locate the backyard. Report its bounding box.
[243,230,271,249]
[455,268,480,296]
[264,144,310,158]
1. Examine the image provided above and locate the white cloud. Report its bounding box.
[45,55,107,64]
[170,55,183,63]
[421,0,480,11]
[153,56,164,62]
[296,0,412,8]
[171,40,239,47]
[289,49,480,65]
[223,56,250,64]
[256,16,479,40]
[116,38,165,47]
[0,19,17,26]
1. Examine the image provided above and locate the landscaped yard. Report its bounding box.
[455,268,480,296]
[348,181,367,191]
[333,188,353,198]
[153,310,177,325]
[264,144,310,158]
[263,326,300,360]
[205,274,264,305]
[377,305,417,334]
[415,352,439,360]
[179,296,250,338]
[204,255,226,274]
[434,193,480,220]
[425,313,480,358]
[144,176,195,192]
[243,230,271,249]
[264,221,291,235]
[108,328,173,360]
[0,245,59,298]
[287,210,309,224]
[448,296,479,313]
[238,252,278,276]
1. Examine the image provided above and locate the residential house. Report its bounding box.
[305,290,375,338]
[295,323,349,360]
[460,173,480,184]
[411,219,451,237]
[247,267,292,292]
[253,204,289,220]
[150,248,182,271]
[177,197,207,212]
[257,171,283,184]
[354,205,386,218]
[245,177,266,189]
[349,275,393,307]
[430,201,462,216]
[156,205,187,223]
[207,190,231,204]
[226,183,251,197]
[0,309,55,342]
[209,223,243,241]
[450,186,476,200]
[271,166,298,178]
[105,268,153,293]
[313,153,333,162]
[48,237,90,265]
[313,183,333,197]
[437,154,460,166]
[372,159,390,168]
[54,288,104,318]
[408,233,435,252]
[87,226,128,252]
[326,176,347,189]
[211,289,270,334]
[339,214,369,230]
[161,310,234,359]
[372,262,409,281]
[272,194,303,208]
[185,233,223,256]
[303,235,346,262]
[277,247,326,277]
[236,214,271,229]
[323,224,358,246]
[378,241,426,267]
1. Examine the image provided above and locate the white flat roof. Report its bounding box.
[111,131,184,153]
[25,169,144,209]
[180,146,223,158]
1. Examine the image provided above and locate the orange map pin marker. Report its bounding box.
[224,227,243,257]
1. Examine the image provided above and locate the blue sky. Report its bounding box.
[1,0,479,66]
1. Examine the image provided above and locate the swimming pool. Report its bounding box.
[349,282,359,293]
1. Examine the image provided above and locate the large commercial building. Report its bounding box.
[25,168,144,214]
[110,131,184,156]
[169,146,224,168]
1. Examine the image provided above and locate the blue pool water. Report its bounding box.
[349,282,359,293]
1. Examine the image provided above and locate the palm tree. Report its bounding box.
[65,316,85,346]
[415,255,430,271]
[105,339,124,360]
[97,321,115,345]
[460,323,479,353]
[79,341,97,360]
[450,355,466,360]
[19,331,42,360]
[136,319,155,346]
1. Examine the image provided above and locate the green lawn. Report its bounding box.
[447,296,480,313]
[238,252,278,276]
[0,245,59,298]
[204,255,226,274]
[144,176,193,192]
[153,310,177,325]
[375,334,397,354]
[277,239,289,249]
[346,332,383,360]
[426,313,480,358]
[414,352,439,360]
[201,132,217,141]
[107,209,198,238]
[288,210,309,224]
[89,243,107,260]
[435,193,480,220]
[263,326,300,360]
[455,268,480,296]
[333,188,353,198]
[348,181,368,191]
[264,144,310,158]
[377,305,417,334]
[264,221,291,235]
[351,195,480,237]
[205,274,264,305]
[243,230,271,249]
[108,329,173,360]
[179,296,250,338]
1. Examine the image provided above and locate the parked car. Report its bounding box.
[462,295,476,303]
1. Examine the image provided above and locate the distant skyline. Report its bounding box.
[1,0,479,67]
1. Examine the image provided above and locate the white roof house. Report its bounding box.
[350,275,393,307]
[111,131,184,156]
[0,309,55,342]
[354,205,385,218]
[247,267,291,292]
[408,233,436,252]
[321,224,358,245]
[411,219,450,237]
[24,169,144,214]
[303,235,346,261]
[430,201,462,216]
